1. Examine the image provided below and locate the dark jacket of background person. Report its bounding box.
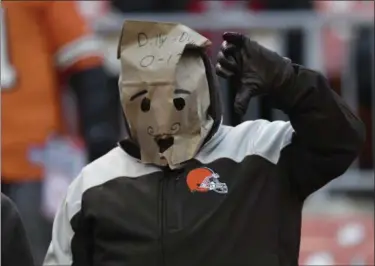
[1,193,35,266]
[354,26,373,169]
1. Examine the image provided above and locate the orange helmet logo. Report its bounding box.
[186,167,228,194]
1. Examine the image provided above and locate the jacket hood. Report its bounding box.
[119,46,223,161]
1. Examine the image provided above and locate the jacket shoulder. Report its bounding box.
[67,147,160,198]
[1,193,16,218]
[82,146,161,181]
[197,120,293,165]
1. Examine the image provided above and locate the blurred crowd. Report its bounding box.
[1,0,374,265]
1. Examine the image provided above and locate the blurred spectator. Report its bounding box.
[354,26,373,169]
[1,193,35,266]
[1,1,120,264]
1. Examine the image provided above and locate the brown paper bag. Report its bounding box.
[117,20,213,167]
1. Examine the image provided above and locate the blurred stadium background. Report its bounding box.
[2,1,374,265]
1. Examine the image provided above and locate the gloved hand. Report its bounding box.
[216,32,295,115]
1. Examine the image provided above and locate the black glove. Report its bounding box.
[216,32,295,116]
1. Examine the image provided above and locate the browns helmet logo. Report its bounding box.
[186,167,228,194]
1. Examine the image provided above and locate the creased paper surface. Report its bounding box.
[118,20,213,167]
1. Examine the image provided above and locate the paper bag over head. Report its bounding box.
[117,20,213,167]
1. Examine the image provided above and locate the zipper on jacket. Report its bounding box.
[159,176,167,266]
[159,167,185,266]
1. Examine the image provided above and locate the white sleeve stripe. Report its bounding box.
[196,120,294,165]
[43,200,74,266]
[55,35,103,69]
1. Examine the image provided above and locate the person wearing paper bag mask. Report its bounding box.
[44,22,364,266]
